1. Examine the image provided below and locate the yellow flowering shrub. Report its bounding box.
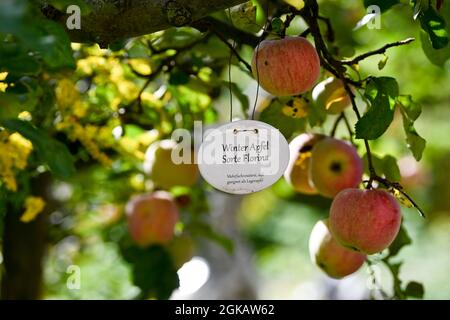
[0,131,33,191]
[0,72,8,92]
[20,196,46,223]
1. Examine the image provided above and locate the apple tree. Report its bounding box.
[0,0,448,299]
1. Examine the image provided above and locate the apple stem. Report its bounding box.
[330,112,353,143]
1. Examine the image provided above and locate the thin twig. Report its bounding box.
[318,15,335,42]
[330,113,344,137]
[281,13,296,38]
[342,38,415,65]
[330,112,354,142]
[300,28,311,37]
[342,112,354,142]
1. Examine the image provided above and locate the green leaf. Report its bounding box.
[121,245,179,299]
[271,17,285,34]
[382,155,401,182]
[418,5,449,49]
[355,77,399,140]
[378,54,389,70]
[230,1,259,33]
[169,70,190,85]
[2,119,76,179]
[190,222,234,254]
[363,154,401,182]
[404,125,426,161]
[307,99,327,127]
[259,98,307,140]
[397,95,426,161]
[404,281,425,299]
[0,1,75,71]
[364,0,400,12]
[420,30,450,66]
[388,224,412,258]
[0,42,41,75]
[397,95,421,120]
[32,20,76,70]
[386,261,406,299]
[0,93,22,120]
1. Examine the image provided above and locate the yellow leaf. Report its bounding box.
[283,0,305,10]
[0,71,8,92]
[0,83,8,92]
[128,58,152,76]
[20,196,46,223]
[390,187,414,208]
[282,97,309,118]
[294,151,312,169]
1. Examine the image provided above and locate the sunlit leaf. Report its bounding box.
[387,224,412,258]
[355,77,399,140]
[420,30,450,66]
[283,0,305,10]
[397,95,426,161]
[417,5,449,49]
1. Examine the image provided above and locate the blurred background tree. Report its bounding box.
[0,0,449,300]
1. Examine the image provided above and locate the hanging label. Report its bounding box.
[198,120,289,194]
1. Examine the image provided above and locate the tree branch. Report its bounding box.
[42,0,249,46]
[301,0,375,187]
[342,38,415,65]
[194,17,260,47]
[330,112,353,142]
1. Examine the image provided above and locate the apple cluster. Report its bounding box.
[253,36,402,279]
[283,124,400,280]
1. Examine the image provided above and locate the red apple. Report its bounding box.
[252,37,320,96]
[284,133,325,194]
[310,138,363,198]
[312,77,351,114]
[329,188,402,254]
[309,219,366,279]
[126,191,179,247]
[144,139,199,190]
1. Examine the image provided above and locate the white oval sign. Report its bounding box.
[198,120,289,194]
